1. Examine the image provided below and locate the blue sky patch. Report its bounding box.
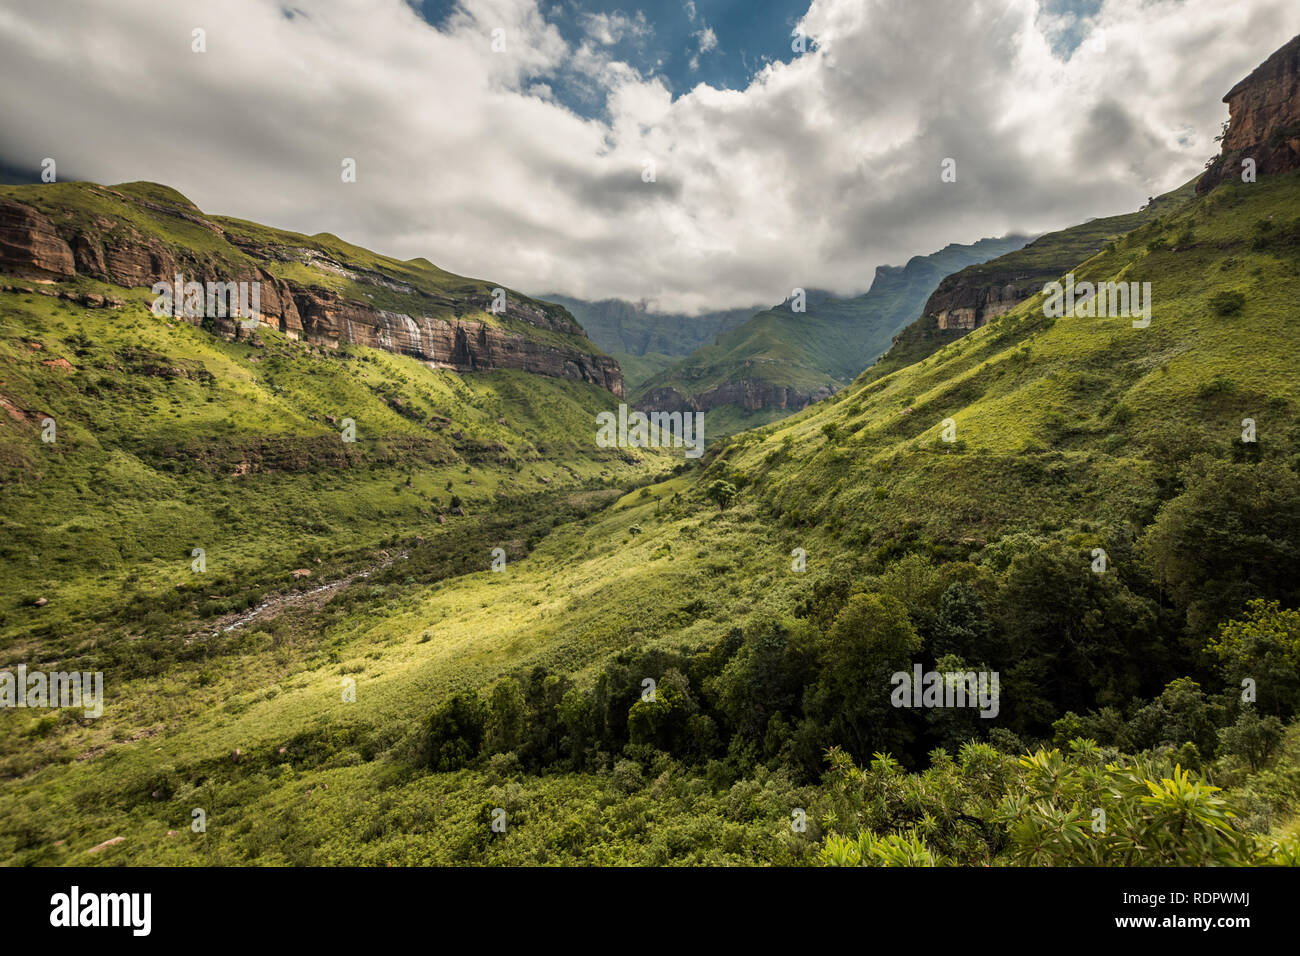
[408,0,815,116]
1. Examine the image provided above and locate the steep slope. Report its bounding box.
[717,168,1299,540]
[0,289,674,656]
[634,235,1031,437]
[0,181,623,394]
[862,181,1198,386]
[0,184,678,659]
[864,32,1300,389]
[538,295,756,392]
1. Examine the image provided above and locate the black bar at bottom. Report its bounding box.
[3,865,1281,942]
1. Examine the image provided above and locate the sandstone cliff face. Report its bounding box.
[0,189,622,396]
[290,289,622,393]
[0,200,75,279]
[916,200,1176,336]
[1198,34,1300,194]
[924,274,1035,331]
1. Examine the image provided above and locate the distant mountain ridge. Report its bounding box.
[630,234,1034,436]
[537,295,758,393]
[921,188,1197,334]
[538,295,757,358]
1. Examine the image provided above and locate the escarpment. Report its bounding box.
[1197,33,1300,194]
[0,185,622,396]
[916,179,1203,337]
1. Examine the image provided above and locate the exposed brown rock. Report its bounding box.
[0,200,74,278]
[0,189,622,394]
[0,394,27,421]
[1198,34,1300,194]
[71,232,105,275]
[925,276,1029,331]
[289,286,621,394]
[101,232,177,287]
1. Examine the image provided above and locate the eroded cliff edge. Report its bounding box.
[0,182,623,396]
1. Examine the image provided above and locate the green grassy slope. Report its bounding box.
[862,179,1200,385]
[606,349,678,390]
[0,283,674,666]
[3,171,1296,866]
[723,172,1298,539]
[923,182,1195,295]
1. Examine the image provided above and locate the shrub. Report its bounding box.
[1209,290,1245,316]
[705,479,737,511]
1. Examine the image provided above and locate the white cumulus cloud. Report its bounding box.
[0,0,1295,314]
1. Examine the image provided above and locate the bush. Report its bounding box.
[1218,710,1285,772]
[705,479,737,511]
[1209,290,1245,316]
[612,759,644,794]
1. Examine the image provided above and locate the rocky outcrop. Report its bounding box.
[917,206,1169,335]
[1198,34,1300,194]
[0,282,124,308]
[0,201,75,279]
[924,274,1036,331]
[66,222,308,337]
[290,286,622,393]
[0,187,622,396]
